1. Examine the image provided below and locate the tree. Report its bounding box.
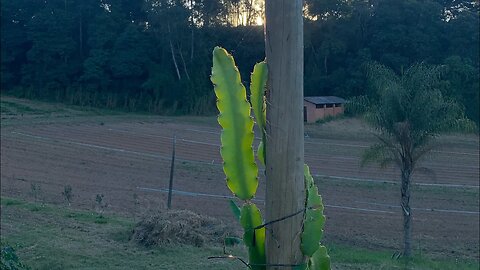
[1,0,478,116]
[264,0,305,267]
[442,56,480,124]
[357,62,475,257]
[0,0,42,90]
[22,1,77,99]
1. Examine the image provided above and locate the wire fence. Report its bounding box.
[8,127,480,216]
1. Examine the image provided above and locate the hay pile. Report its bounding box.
[131,210,237,247]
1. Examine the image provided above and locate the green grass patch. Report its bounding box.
[328,244,479,270]
[1,197,23,206]
[1,196,477,270]
[314,114,347,125]
[0,100,49,115]
[0,197,244,270]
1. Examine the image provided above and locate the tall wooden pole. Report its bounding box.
[264,0,305,268]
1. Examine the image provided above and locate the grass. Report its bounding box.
[1,197,478,270]
[314,114,347,125]
[0,95,218,128]
[0,197,244,270]
[329,244,479,270]
[0,100,51,115]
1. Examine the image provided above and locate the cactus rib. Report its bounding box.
[211,47,259,200]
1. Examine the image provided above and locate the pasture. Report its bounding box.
[1,97,479,269]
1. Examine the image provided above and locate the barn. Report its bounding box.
[303,96,346,123]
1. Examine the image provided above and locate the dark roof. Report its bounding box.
[304,96,346,105]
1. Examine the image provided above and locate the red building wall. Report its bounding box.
[303,101,344,123]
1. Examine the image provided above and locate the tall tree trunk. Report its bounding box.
[265,0,305,268]
[167,24,181,81]
[401,167,412,257]
[324,55,328,75]
[190,27,194,61]
[79,11,84,59]
[189,0,194,60]
[169,39,181,81]
[179,47,190,81]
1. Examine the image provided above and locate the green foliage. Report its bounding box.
[301,166,329,270]
[301,165,326,257]
[354,61,476,257]
[307,246,331,270]
[250,61,268,165]
[250,62,268,131]
[355,62,477,172]
[211,47,258,200]
[360,143,396,169]
[229,199,241,222]
[240,204,266,269]
[344,96,370,116]
[1,244,30,270]
[314,115,345,124]
[1,0,477,117]
[256,141,265,165]
[211,46,265,269]
[359,62,476,165]
[212,47,329,270]
[442,56,480,124]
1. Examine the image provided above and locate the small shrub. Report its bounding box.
[1,244,30,270]
[132,193,140,222]
[94,194,107,217]
[94,215,108,224]
[315,114,345,124]
[95,194,104,205]
[30,183,41,203]
[62,185,73,206]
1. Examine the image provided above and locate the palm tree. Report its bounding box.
[353,62,475,257]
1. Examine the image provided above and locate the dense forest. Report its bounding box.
[1,0,478,122]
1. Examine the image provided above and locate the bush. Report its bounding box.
[1,244,30,270]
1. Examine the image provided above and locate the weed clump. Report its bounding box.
[62,185,73,206]
[1,244,30,270]
[130,210,237,248]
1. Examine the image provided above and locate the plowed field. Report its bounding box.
[1,97,478,259]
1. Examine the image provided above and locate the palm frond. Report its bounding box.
[361,143,397,168]
[344,95,370,116]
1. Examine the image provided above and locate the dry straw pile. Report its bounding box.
[131,210,238,247]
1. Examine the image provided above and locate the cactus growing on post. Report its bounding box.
[250,61,268,165]
[211,47,265,269]
[302,165,331,269]
[211,47,330,270]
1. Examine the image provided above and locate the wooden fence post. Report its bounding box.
[167,135,176,209]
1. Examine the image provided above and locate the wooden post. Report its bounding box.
[265,0,305,268]
[167,135,176,209]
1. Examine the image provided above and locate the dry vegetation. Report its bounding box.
[131,210,239,247]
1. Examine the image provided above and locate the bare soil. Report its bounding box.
[1,98,478,260]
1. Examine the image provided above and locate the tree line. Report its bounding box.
[1,0,478,122]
